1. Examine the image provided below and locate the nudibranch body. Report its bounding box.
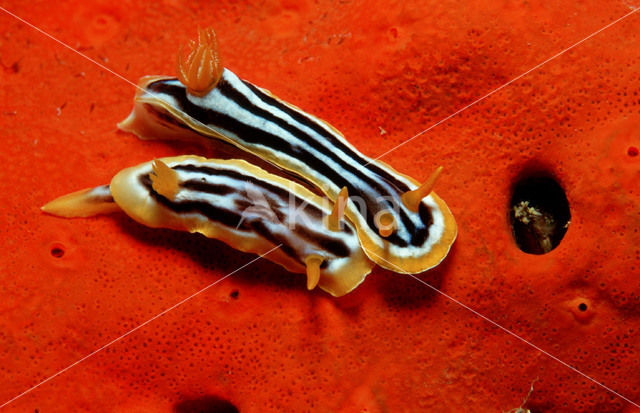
[119,28,457,274]
[43,156,374,297]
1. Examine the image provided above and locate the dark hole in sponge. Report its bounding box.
[578,302,588,312]
[174,396,239,413]
[510,175,570,254]
[51,246,65,258]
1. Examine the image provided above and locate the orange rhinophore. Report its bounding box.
[177,27,223,97]
[150,159,179,200]
[305,255,323,290]
[327,186,349,231]
[401,166,443,212]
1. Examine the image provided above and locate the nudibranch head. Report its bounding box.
[177,27,223,97]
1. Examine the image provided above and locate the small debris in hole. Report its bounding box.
[513,201,556,253]
[628,146,639,157]
[510,176,570,254]
[230,290,239,299]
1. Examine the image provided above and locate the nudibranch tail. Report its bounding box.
[305,255,323,290]
[150,159,180,200]
[401,166,444,212]
[327,186,348,231]
[41,185,120,218]
[177,27,223,97]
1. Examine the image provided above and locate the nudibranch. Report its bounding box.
[119,28,457,273]
[42,156,374,297]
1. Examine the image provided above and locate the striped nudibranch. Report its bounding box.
[119,28,457,274]
[42,155,374,297]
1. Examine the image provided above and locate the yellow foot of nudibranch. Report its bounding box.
[401,166,443,212]
[177,27,224,97]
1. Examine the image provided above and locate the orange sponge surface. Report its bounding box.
[1,1,639,411]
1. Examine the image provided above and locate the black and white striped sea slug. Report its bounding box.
[119,28,457,274]
[42,156,374,297]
